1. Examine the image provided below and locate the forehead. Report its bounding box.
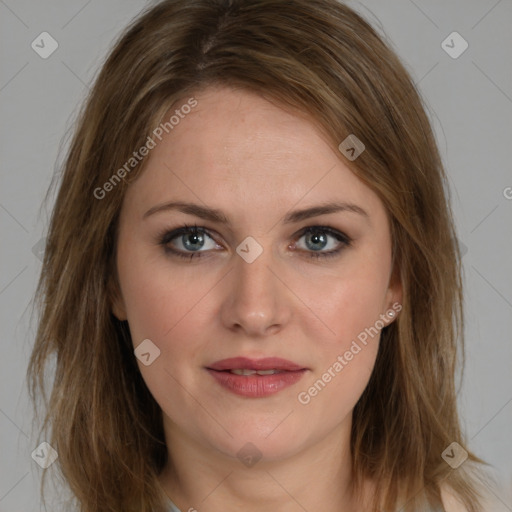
[160,87,333,172]
[122,86,386,224]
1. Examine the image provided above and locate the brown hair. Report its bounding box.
[27,0,485,510]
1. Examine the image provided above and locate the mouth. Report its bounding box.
[206,357,308,398]
[227,368,286,375]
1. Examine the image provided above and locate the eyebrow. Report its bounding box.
[142,201,369,225]
[143,200,369,224]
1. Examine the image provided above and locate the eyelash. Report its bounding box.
[157,223,352,261]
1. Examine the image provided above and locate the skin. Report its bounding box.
[112,85,402,512]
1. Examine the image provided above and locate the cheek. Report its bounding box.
[296,251,391,349]
[116,236,212,346]
[117,255,211,407]
[118,232,391,356]
[293,252,390,407]
[295,283,384,421]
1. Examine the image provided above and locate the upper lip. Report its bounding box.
[207,357,306,371]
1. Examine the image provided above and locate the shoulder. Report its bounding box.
[440,485,469,512]
[440,479,512,512]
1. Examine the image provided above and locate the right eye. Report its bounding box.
[158,224,221,261]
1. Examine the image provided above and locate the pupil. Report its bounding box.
[308,232,326,250]
[185,233,203,251]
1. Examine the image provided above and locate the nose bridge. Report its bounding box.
[237,245,274,294]
[234,236,278,304]
[220,236,288,334]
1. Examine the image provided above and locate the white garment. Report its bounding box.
[165,496,181,512]
[163,475,512,512]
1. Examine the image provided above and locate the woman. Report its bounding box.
[27,0,491,510]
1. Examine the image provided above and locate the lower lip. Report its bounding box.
[206,369,307,398]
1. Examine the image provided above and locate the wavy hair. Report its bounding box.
[27,0,485,510]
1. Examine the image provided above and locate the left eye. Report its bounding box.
[158,224,351,261]
[293,226,351,259]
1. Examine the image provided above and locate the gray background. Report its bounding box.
[1,0,511,510]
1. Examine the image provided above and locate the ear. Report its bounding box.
[384,260,402,318]
[111,295,127,321]
[107,274,127,321]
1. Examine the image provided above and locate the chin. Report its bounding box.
[199,418,312,464]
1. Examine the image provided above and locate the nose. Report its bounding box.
[219,239,291,337]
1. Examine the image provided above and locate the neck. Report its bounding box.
[158,417,365,512]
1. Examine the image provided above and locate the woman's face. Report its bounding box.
[113,86,401,463]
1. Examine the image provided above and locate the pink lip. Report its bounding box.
[206,357,307,398]
[207,357,305,372]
